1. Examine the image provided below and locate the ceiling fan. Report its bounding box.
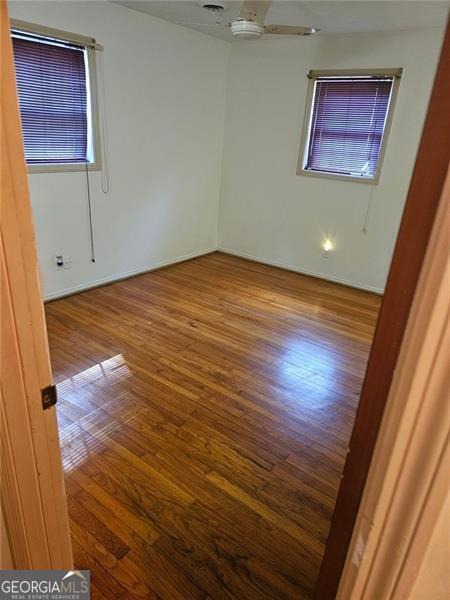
[183,1,319,40]
[229,0,318,39]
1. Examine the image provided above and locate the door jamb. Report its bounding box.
[338,169,449,598]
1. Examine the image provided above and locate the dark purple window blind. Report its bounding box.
[305,78,393,178]
[12,33,88,165]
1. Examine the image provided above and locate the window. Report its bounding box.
[11,20,100,172]
[298,69,401,183]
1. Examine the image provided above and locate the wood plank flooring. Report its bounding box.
[45,252,381,599]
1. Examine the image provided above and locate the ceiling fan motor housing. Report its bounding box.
[201,1,227,11]
[231,19,264,39]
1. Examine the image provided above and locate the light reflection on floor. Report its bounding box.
[278,339,339,390]
[59,421,105,474]
[57,354,132,473]
[57,353,131,395]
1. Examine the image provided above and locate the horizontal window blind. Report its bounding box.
[305,77,393,178]
[12,33,88,165]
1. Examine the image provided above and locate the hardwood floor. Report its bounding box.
[45,252,381,599]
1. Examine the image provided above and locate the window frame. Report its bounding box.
[297,68,402,185]
[10,19,102,174]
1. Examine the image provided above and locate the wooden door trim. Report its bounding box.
[1,0,72,568]
[338,169,449,598]
[1,398,34,568]
[315,23,450,599]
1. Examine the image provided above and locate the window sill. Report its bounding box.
[297,168,379,185]
[27,162,101,174]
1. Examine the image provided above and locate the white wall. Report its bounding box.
[9,1,229,300]
[219,28,444,292]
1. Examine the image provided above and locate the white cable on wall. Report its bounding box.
[362,185,376,234]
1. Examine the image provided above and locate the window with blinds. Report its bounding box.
[300,71,400,182]
[11,29,96,169]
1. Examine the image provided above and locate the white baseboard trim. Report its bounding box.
[218,247,384,295]
[44,247,217,302]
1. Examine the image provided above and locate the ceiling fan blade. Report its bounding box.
[239,0,272,24]
[176,23,228,27]
[264,24,317,35]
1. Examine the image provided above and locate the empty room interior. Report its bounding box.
[3,0,449,598]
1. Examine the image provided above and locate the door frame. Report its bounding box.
[338,169,449,598]
[1,0,72,569]
[315,22,450,599]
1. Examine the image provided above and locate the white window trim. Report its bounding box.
[10,19,102,174]
[297,68,402,185]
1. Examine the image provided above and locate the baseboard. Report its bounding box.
[43,247,217,302]
[218,247,384,295]
[44,246,384,301]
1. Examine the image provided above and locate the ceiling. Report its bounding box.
[112,1,449,41]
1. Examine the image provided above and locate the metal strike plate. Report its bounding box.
[41,384,57,410]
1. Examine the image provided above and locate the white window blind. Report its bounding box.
[12,31,90,165]
[304,75,397,180]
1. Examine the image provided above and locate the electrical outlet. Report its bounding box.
[54,255,72,270]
